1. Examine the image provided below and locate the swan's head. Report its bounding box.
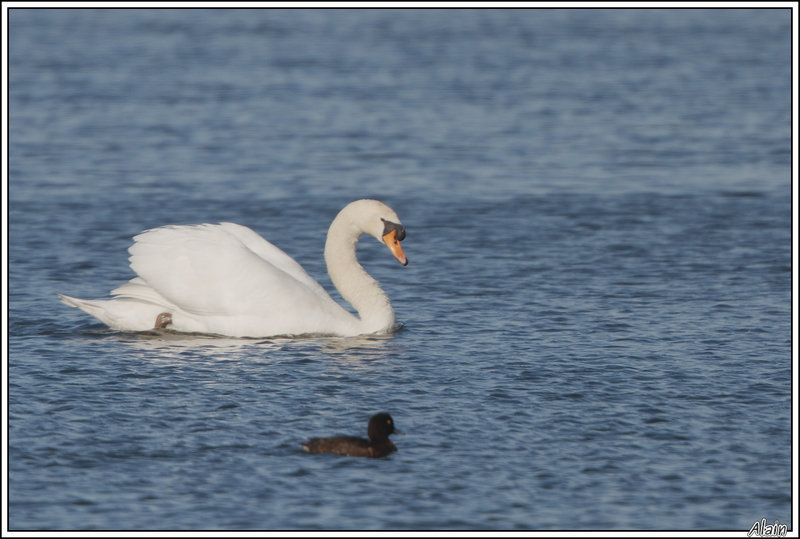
[380,217,407,266]
[341,199,408,266]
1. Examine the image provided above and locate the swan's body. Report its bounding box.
[59,199,408,338]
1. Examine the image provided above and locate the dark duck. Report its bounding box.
[302,413,400,458]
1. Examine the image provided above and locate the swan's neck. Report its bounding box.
[324,215,395,335]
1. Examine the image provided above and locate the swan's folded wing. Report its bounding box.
[217,222,329,299]
[111,277,175,306]
[128,224,336,318]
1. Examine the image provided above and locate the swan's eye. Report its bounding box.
[381,219,405,241]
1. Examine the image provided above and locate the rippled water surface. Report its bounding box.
[8,8,793,531]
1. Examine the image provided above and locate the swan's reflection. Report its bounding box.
[109,326,404,365]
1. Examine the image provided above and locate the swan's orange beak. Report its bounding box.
[382,229,408,266]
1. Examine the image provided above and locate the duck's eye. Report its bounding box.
[387,419,392,425]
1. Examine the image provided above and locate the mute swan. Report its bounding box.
[59,199,408,338]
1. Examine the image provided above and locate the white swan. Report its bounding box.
[59,199,408,338]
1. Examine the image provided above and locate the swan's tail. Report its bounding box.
[58,294,120,327]
[59,294,112,321]
[58,293,166,331]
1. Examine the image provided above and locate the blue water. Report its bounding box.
[8,8,793,531]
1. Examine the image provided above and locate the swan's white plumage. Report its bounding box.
[59,199,407,338]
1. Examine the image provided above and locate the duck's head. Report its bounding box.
[367,412,400,442]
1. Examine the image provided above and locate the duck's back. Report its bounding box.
[302,436,396,458]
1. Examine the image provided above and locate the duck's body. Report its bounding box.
[59,200,408,338]
[302,413,399,458]
[301,435,397,458]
